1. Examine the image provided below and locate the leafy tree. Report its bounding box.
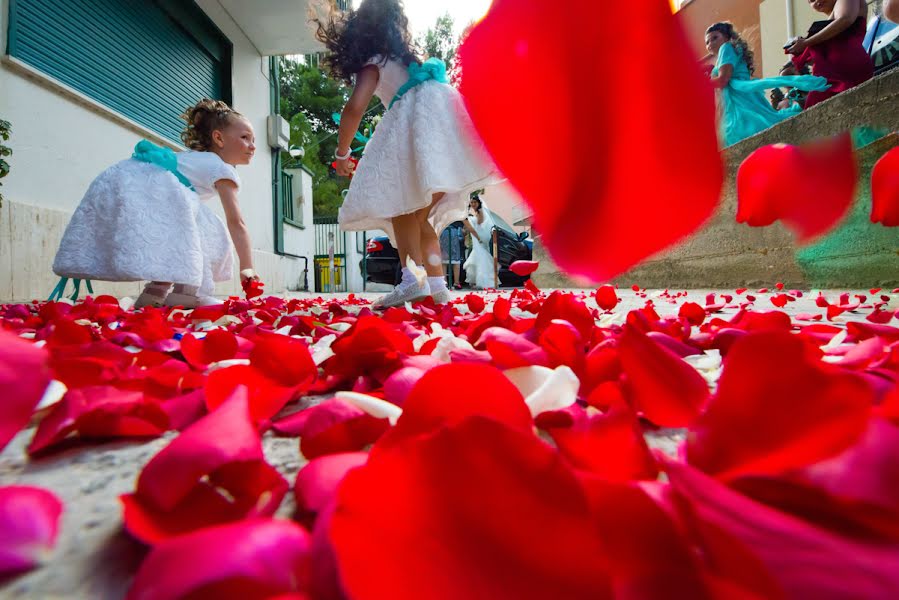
[278,58,383,217]
[417,14,474,85]
[419,13,457,68]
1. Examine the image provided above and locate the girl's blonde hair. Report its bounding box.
[180,99,243,151]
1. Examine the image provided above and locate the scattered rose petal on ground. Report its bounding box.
[127,518,311,600]
[0,486,64,576]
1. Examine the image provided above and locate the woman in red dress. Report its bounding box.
[787,0,873,108]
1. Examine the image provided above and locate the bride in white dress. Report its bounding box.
[463,196,496,290]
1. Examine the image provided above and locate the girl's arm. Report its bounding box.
[334,65,379,177]
[788,0,860,53]
[216,180,255,280]
[709,64,733,89]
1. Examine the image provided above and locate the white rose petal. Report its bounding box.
[336,391,402,425]
[505,365,580,418]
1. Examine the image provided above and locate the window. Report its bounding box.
[7,0,232,144]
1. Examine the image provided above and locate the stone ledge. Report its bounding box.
[533,69,899,289]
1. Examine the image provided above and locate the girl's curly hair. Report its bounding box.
[706,22,756,76]
[181,99,243,151]
[315,0,419,85]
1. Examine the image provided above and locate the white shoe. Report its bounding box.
[373,283,430,309]
[164,293,223,308]
[431,288,453,305]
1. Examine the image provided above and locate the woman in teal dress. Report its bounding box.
[705,22,830,147]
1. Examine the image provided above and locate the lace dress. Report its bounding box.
[53,150,236,295]
[338,56,502,243]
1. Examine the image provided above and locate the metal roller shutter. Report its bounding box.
[6,0,232,144]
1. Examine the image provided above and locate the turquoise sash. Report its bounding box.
[389,58,448,109]
[132,140,195,191]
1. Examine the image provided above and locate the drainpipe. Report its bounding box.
[786,0,796,39]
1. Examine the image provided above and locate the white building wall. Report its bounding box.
[283,166,315,290]
[759,0,824,78]
[0,0,309,301]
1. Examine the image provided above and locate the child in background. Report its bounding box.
[317,0,501,308]
[53,99,259,308]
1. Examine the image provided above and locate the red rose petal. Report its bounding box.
[871,146,899,226]
[28,387,169,455]
[121,460,288,545]
[0,331,51,452]
[595,285,619,312]
[509,260,539,276]
[0,486,64,575]
[545,408,658,482]
[250,332,317,389]
[535,292,595,340]
[389,364,532,442]
[679,302,706,326]
[618,327,709,427]
[736,134,857,242]
[330,418,611,599]
[127,519,311,600]
[205,365,295,423]
[273,399,389,460]
[325,316,413,382]
[294,452,368,525]
[122,389,287,544]
[581,479,713,599]
[465,293,486,314]
[770,294,790,308]
[847,320,899,342]
[458,0,721,281]
[666,460,899,599]
[877,385,899,425]
[477,327,550,369]
[687,331,873,479]
[180,330,238,370]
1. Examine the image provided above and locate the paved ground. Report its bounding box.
[0,289,890,598]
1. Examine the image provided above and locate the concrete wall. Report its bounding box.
[533,68,899,289]
[759,0,821,78]
[0,0,308,302]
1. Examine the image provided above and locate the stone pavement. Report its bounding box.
[0,288,887,598]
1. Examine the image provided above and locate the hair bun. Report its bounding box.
[180,98,241,151]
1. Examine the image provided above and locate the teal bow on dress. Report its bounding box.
[132,140,195,191]
[389,58,449,109]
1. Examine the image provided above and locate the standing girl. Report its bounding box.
[317,0,502,308]
[53,99,258,308]
[705,22,829,147]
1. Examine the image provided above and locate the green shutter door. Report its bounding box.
[7,0,232,144]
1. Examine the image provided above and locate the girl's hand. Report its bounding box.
[786,37,808,55]
[334,157,356,177]
[240,268,259,283]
